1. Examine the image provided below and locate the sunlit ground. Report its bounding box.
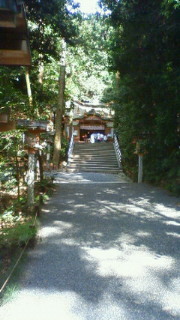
[0,174,179,320]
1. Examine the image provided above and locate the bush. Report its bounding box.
[0,219,37,251]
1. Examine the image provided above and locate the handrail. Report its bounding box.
[67,129,74,165]
[113,134,121,168]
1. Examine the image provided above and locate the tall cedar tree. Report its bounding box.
[101,0,179,193]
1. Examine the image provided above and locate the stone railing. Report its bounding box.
[67,130,74,165]
[113,134,121,168]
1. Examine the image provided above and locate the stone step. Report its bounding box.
[68,164,119,169]
[67,167,121,174]
[70,157,117,163]
[74,148,115,152]
[71,153,117,158]
[72,155,117,160]
[70,156,117,162]
[74,149,114,153]
[70,161,118,166]
[72,153,116,157]
[74,142,113,147]
[74,145,114,151]
[67,142,120,174]
[73,154,116,159]
[74,147,114,151]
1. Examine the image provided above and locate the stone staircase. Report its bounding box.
[67,142,121,174]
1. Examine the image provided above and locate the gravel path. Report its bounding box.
[0,172,180,320]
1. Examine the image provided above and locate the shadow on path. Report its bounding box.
[0,175,180,320]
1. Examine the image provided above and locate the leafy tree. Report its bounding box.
[66,14,113,102]
[101,0,180,193]
[0,131,27,201]
[0,0,80,118]
[0,1,80,207]
[25,0,79,57]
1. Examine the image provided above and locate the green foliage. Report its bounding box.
[35,178,54,196]
[0,219,37,251]
[66,14,114,102]
[0,67,31,117]
[0,0,81,121]
[59,137,69,161]
[101,0,179,194]
[0,131,27,194]
[25,0,79,53]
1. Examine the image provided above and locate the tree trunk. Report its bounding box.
[37,151,44,182]
[53,40,66,168]
[15,154,20,201]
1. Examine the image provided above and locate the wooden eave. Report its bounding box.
[0,3,31,66]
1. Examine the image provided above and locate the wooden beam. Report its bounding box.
[0,48,31,66]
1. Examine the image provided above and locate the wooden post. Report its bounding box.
[138,155,143,183]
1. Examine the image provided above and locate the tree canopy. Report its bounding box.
[101,0,179,194]
[0,0,179,194]
[0,0,179,268]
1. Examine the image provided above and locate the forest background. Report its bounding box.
[0,0,179,218]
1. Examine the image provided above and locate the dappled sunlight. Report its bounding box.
[67,200,76,204]
[166,232,180,238]
[60,238,79,246]
[59,210,75,215]
[41,208,50,213]
[39,226,62,238]
[135,231,151,237]
[1,180,179,319]
[96,200,155,221]
[82,245,174,278]
[52,172,130,184]
[39,221,73,239]
[74,204,87,209]
[164,221,180,226]
[128,197,180,220]
[96,205,118,215]
[0,288,128,320]
[154,204,179,219]
[161,279,180,316]
[1,289,86,320]
[124,204,151,215]
[80,244,179,317]
[103,188,119,195]
[97,194,180,224]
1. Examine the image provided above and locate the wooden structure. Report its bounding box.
[64,102,114,142]
[0,0,31,66]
